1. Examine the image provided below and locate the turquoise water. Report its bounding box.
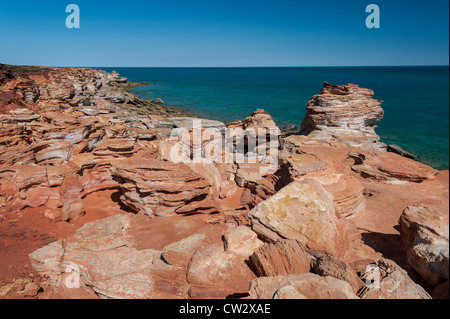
[101,67,449,170]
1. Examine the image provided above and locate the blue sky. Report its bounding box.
[0,0,448,67]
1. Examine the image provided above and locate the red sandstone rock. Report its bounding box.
[223,225,264,257]
[358,259,431,299]
[110,157,218,217]
[0,66,447,300]
[242,109,281,136]
[248,240,311,277]
[249,179,346,257]
[249,273,358,299]
[187,243,257,298]
[0,64,14,85]
[61,198,85,222]
[399,204,449,287]
[352,151,438,182]
[300,82,384,151]
[312,255,365,294]
[29,213,262,299]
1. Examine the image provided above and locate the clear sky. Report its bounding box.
[0,0,448,67]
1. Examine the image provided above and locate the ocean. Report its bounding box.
[100,66,449,170]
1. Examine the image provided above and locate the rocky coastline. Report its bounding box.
[0,64,448,299]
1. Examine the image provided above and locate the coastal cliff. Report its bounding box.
[0,64,448,299]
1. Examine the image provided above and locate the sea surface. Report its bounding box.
[101,66,449,170]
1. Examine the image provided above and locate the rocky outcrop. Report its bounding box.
[300,82,384,150]
[249,273,358,299]
[248,240,311,277]
[0,65,448,300]
[312,255,365,294]
[249,179,346,257]
[0,64,14,84]
[351,151,437,183]
[399,205,449,287]
[357,259,431,299]
[29,214,262,299]
[110,158,219,217]
[228,109,281,136]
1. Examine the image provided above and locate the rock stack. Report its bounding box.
[300,82,385,150]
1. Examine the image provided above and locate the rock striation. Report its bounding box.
[399,205,449,290]
[249,179,346,257]
[249,273,358,299]
[29,214,262,299]
[300,82,385,150]
[0,65,448,300]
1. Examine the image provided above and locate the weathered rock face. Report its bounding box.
[351,151,438,183]
[248,240,311,277]
[0,64,14,85]
[312,255,365,294]
[300,82,384,150]
[0,278,40,298]
[282,150,367,218]
[110,158,220,217]
[1,66,448,300]
[242,109,281,136]
[357,259,431,299]
[432,280,449,299]
[249,179,346,257]
[0,67,207,220]
[399,205,449,287]
[185,225,263,298]
[29,214,262,299]
[249,273,358,299]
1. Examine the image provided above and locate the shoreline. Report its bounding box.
[122,72,448,171]
[0,64,448,300]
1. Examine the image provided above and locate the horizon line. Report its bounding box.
[71,65,450,68]
[3,63,449,69]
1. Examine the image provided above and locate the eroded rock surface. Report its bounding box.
[249,273,358,299]
[249,179,346,257]
[399,205,449,287]
[29,214,262,299]
[0,67,447,300]
[300,82,384,150]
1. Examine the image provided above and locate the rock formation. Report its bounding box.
[249,273,358,299]
[0,66,448,300]
[300,82,385,150]
[399,204,449,296]
[249,179,346,257]
[248,240,311,277]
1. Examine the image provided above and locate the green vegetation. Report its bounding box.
[4,64,42,74]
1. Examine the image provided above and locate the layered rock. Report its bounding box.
[249,179,346,257]
[300,82,385,150]
[356,259,431,299]
[228,109,281,136]
[0,64,448,300]
[248,240,311,277]
[312,255,365,294]
[249,273,358,299]
[351,151,438,183]
[399,205,449,287]
[0,64,14,85]
[110,158,219,217]
[29,214,262,299]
